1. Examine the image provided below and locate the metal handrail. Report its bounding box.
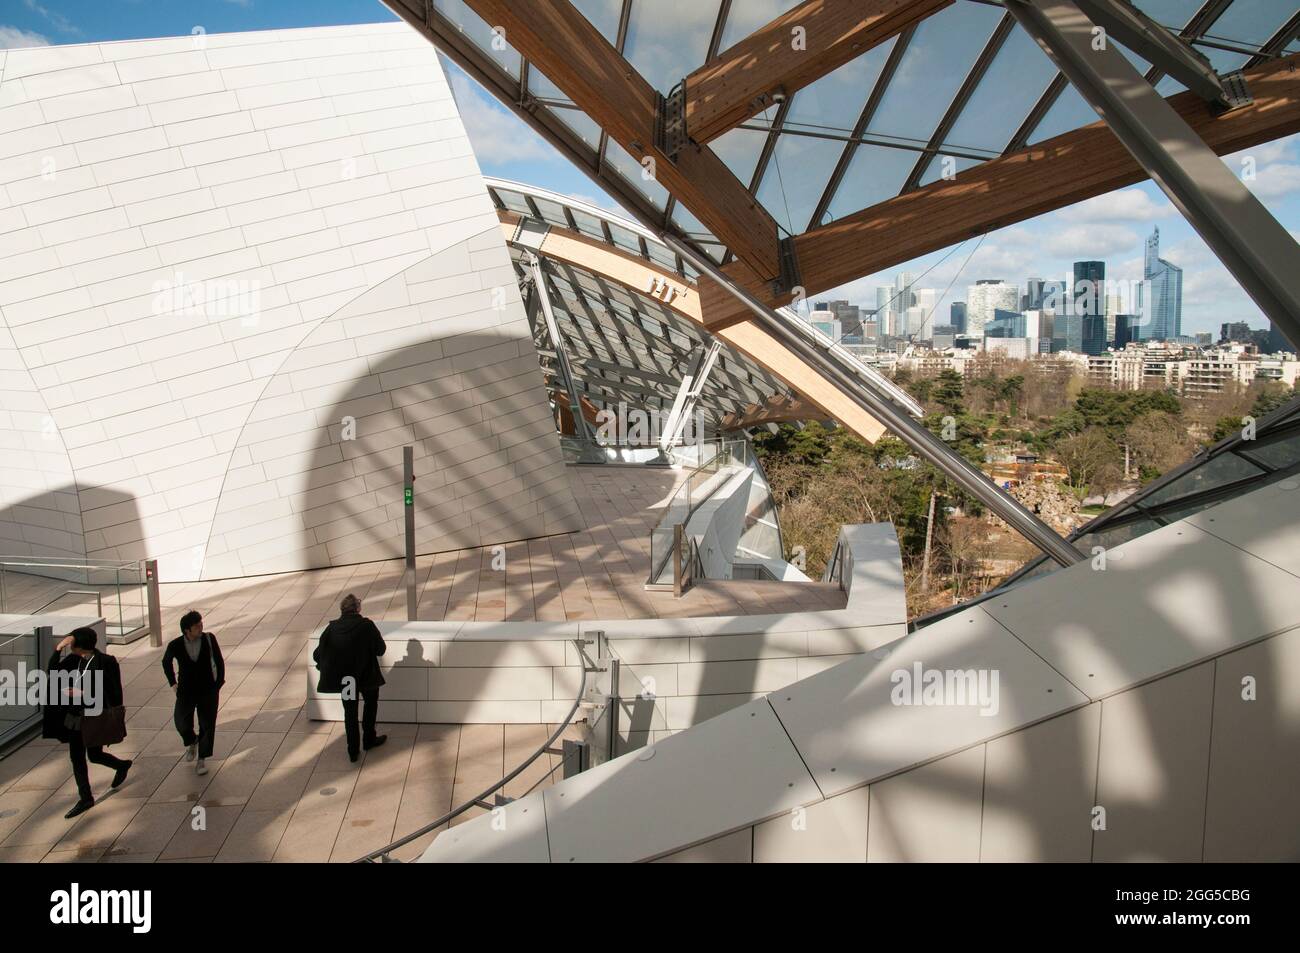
[354,637,592,863]
[30,590,103,617]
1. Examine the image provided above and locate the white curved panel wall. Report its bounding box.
[0,24,581,580]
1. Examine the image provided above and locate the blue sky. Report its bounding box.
[4,0,1298,337]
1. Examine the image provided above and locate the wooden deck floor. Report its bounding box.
[0,464,844,863]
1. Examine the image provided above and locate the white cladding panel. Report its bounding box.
[0,24,581,579]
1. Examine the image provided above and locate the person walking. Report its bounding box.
[314,594,387,762]
[43,627,131,819]
[161,610,225,777]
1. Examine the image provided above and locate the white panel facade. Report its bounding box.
[0,24,581,580]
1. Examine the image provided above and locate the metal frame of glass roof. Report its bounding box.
[391,0,1298,264]
[486,180,796,432]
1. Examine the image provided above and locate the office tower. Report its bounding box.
[1023,278,1045,312]
[1105,291,1122,345]
[1139,227,1183,341]
[986,309,1026,338]
[1269,321,1295,354]
[1114,314,1135,348]
[1221,321,1253,343]
[966,280,1019,337]
[913,288,939,337]
[950,301,967,333]
[1082,312,1108,355]
[831,300,863,338]
[875,286,895,336]
[895,272,917,310]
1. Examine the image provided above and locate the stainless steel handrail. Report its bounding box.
[30,590,103,617]
[354,637,592,863]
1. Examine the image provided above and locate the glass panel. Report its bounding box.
[433,0,521,77]
[1208,0,1294,48]
[603,138,670,208]
[1132,0,1207,30]
[671,202,718,243]
[718,0,803,52]
[918,153,980,189]
[570,0,624,45]
[823,143,916,225]
[1143,451,1265,507]
[496,189,534,216]
[757,132,845,233]
[1074,516,1162,550]
[1239,429,1300,471]
[646,242,680,272]
[527,65,567,103]
[781,37,898,137]
[532,196,571,229]
[944,27,1058,154]
[608,223,643,255]
[865,3,1004,146]
[570,207,608,240]
[711,126,769,187]
[1029,84,1098,144]
[624,0,722,94]
[551,106,604,151]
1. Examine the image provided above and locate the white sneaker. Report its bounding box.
[184,744,197,762]
[196,758,207,776]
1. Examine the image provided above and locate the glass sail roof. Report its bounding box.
[412,0,1300,268]
[486,180,795,430]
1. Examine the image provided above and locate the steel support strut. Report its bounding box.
[526,252,605,461]
[658,233,1086,567]
[1006,0,1300,352]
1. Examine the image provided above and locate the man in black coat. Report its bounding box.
[314,593,387,762]
[161,610,225,777]
[43,626,132,818]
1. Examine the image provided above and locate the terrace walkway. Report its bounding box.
[0,465,843,862]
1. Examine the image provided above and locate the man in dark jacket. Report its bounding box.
[161,610,225,777]
[44,627,131,818]
[314,593,387,762]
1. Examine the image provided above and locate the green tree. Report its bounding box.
[932,369,965,415]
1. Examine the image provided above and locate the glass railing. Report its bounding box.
[0,626,59,750]
[646,439,751,587]
[0,557,148,642]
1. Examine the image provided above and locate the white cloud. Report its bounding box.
[1064,188,1172,224]
[1040,224,1141,259]
[21,0,79,37]
[449,70,560,169]
[0,24,49,48]
[1244,162,1300,201]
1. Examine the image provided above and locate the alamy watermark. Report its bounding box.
[890,662,1000,717]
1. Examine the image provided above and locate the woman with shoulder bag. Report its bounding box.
[42,626,131,819]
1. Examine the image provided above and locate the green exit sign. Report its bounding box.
[404,487,413,506]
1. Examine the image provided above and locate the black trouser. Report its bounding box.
[341,688,380,755]
[174,690,219,758]
[67,732,129,802]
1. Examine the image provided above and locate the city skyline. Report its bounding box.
[828,225,1205,345]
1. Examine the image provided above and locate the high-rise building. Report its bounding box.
[1221,321,1254,343]
[875,286,895,336]
[950,301,967,333]
[913,288,940,338]
[966,280,1019,337]
[1114,314,1136,348]
[1059,260,1105,353]
[1082,312,1108,355]
[1138,227,1183,341]
[986,309,1026,338]
[1269,321,1295,355]
[1023,278,1045,312]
